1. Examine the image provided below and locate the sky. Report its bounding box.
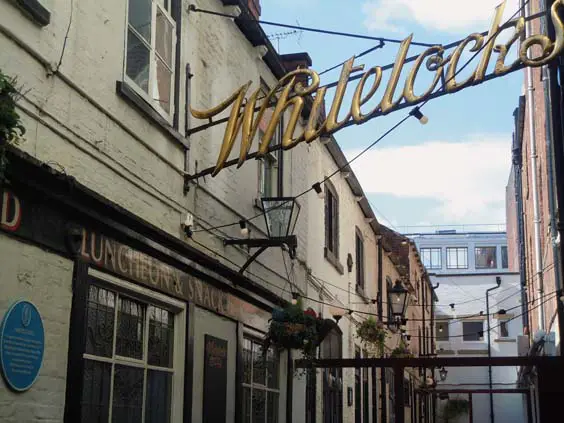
[261,0,524,233]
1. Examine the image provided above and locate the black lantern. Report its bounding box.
[388,280,409,320]
[439,367,448,382]
[261,197,300,238]
[224,197,300,273]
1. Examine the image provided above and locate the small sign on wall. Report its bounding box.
[203,334,228,423]
[0,300,45,392]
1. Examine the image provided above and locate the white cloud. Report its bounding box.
[344,136,511,223]
[362,0,519,34]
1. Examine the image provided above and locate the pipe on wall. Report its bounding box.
[522,0,546,333]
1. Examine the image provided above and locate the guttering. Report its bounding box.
[523,0,545,333]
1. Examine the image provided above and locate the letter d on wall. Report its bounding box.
[1,191,21,232]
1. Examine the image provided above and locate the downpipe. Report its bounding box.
[486,279,501,423]
[523,0,546,333]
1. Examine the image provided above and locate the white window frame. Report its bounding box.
[446,247,468,269]
[124,0,177,122]
[242,329,282,423]
[86,268,186,423]
[421,247,442,269]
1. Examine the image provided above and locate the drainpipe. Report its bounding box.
[523,0,545,333]
[486,277,502,423]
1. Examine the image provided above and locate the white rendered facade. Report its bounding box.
[408,231,526,423]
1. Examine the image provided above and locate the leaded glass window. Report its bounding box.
[81,284,178,423]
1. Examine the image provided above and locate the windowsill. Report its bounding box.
[494,338,516,343]
[15,0,50,26]
[116,81,188,149]
[324,248,344,275]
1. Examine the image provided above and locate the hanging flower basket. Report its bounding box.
[390,341,413,358]
[264,300,332,361]
[0,70,25,184]
[356,316,387,357]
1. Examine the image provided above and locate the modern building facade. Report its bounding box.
[408,231,525,423]
[0,1,434,423]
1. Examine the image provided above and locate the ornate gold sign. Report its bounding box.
[190,0,564,178]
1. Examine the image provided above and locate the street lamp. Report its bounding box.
[439,367,448,382]
[388,280,409,327]
[224,197,300,273]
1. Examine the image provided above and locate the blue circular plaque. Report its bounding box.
[0,301,45,392]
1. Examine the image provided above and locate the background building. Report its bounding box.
[408,231,525,423]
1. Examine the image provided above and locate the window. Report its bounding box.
[500,320,510,338]
[462,321,484,341]
[125,0,176,118]
[81,283,183,422]
[258,152,277,198]
[421,248,442,269]
[501,246,508,269]
[325,182,339,258]
[436,321,449,341]
[475,247,497,269]
[257,82,280,199]
[446,247,468,269]
[356,229,365,291]
[242,337,280,423]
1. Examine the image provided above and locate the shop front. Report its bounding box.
[0,149,287,423]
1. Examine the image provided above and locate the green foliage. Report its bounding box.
[356,316,387,357]
[264,299,329,362]
[442,398,470,423]
[390,340,413,358]
[0,69,25,184]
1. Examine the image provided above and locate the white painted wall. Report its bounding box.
[0,235,74,422]
[410,232,527,423]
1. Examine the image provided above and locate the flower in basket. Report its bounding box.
[356,317,387,356]
[390,340,413,358]
[264,300,332,361]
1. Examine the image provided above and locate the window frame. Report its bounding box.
[475,246,498,269]
[123,0,177,123]
[499,320,510,338]
[446,247,468,269]
[501,246,509,269]
[462,321,484,342]
[421,248,442,270]
[82,267,186,423]
[436,321,449,342]
[242,335,281,423]
[324,181,339,258]
[355,228,365,292]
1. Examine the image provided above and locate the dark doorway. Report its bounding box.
[322,328,343,423]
